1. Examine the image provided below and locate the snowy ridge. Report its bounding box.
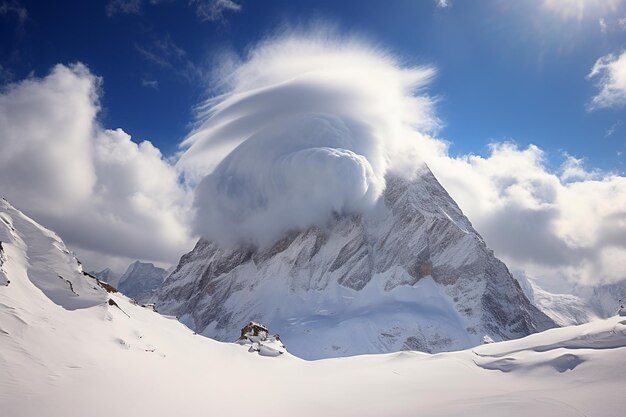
[1,197,626,417]
[156,167,554,359]
[0,198,107,309]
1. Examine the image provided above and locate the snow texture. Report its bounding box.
[0,199,625,416]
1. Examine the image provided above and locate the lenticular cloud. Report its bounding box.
[179,32,438,246]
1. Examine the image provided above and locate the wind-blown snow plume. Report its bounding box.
[179,32,438,246]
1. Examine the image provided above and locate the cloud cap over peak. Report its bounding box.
[178,31,439,246]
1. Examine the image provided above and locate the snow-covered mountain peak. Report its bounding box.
[156,166,555,359]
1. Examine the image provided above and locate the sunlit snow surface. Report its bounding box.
[1,199,626,417]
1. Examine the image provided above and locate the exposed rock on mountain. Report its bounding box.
[237,322,286,356]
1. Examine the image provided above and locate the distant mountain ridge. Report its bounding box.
[518,273,626,326]
[117,261,167,302]
[91,261,167,303]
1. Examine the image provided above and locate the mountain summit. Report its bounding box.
[155,167,555,359]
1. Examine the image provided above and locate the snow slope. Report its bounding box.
[1,198,625,417]
[0,198,107,309]
[156,167,554,359]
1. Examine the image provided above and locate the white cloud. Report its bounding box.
[106,0,239,22]
[436,0,451,8]
[105,0,142,16]
[135,36,203,84]
[588,50,626,110]
[541,0,624,21]
[606,120,623,137]
[0,64,13,83]
[0,0,27,24]
[141,78,159,89]
[559,154,603,182]
[178,30,438,246]
[190,0,241,22]
[0,64,194,269]
[416,139,626,288]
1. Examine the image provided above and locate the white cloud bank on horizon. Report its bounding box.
[0,34,624,288]
[0,64,194,270]
[588,50,626,110]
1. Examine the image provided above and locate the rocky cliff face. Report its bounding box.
[155,167,554,359]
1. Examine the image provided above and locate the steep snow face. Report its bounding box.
[0,198,107,309]
[117,261,167,302]
[156,167,554,359]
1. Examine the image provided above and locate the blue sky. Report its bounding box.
[2,0,625,172]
